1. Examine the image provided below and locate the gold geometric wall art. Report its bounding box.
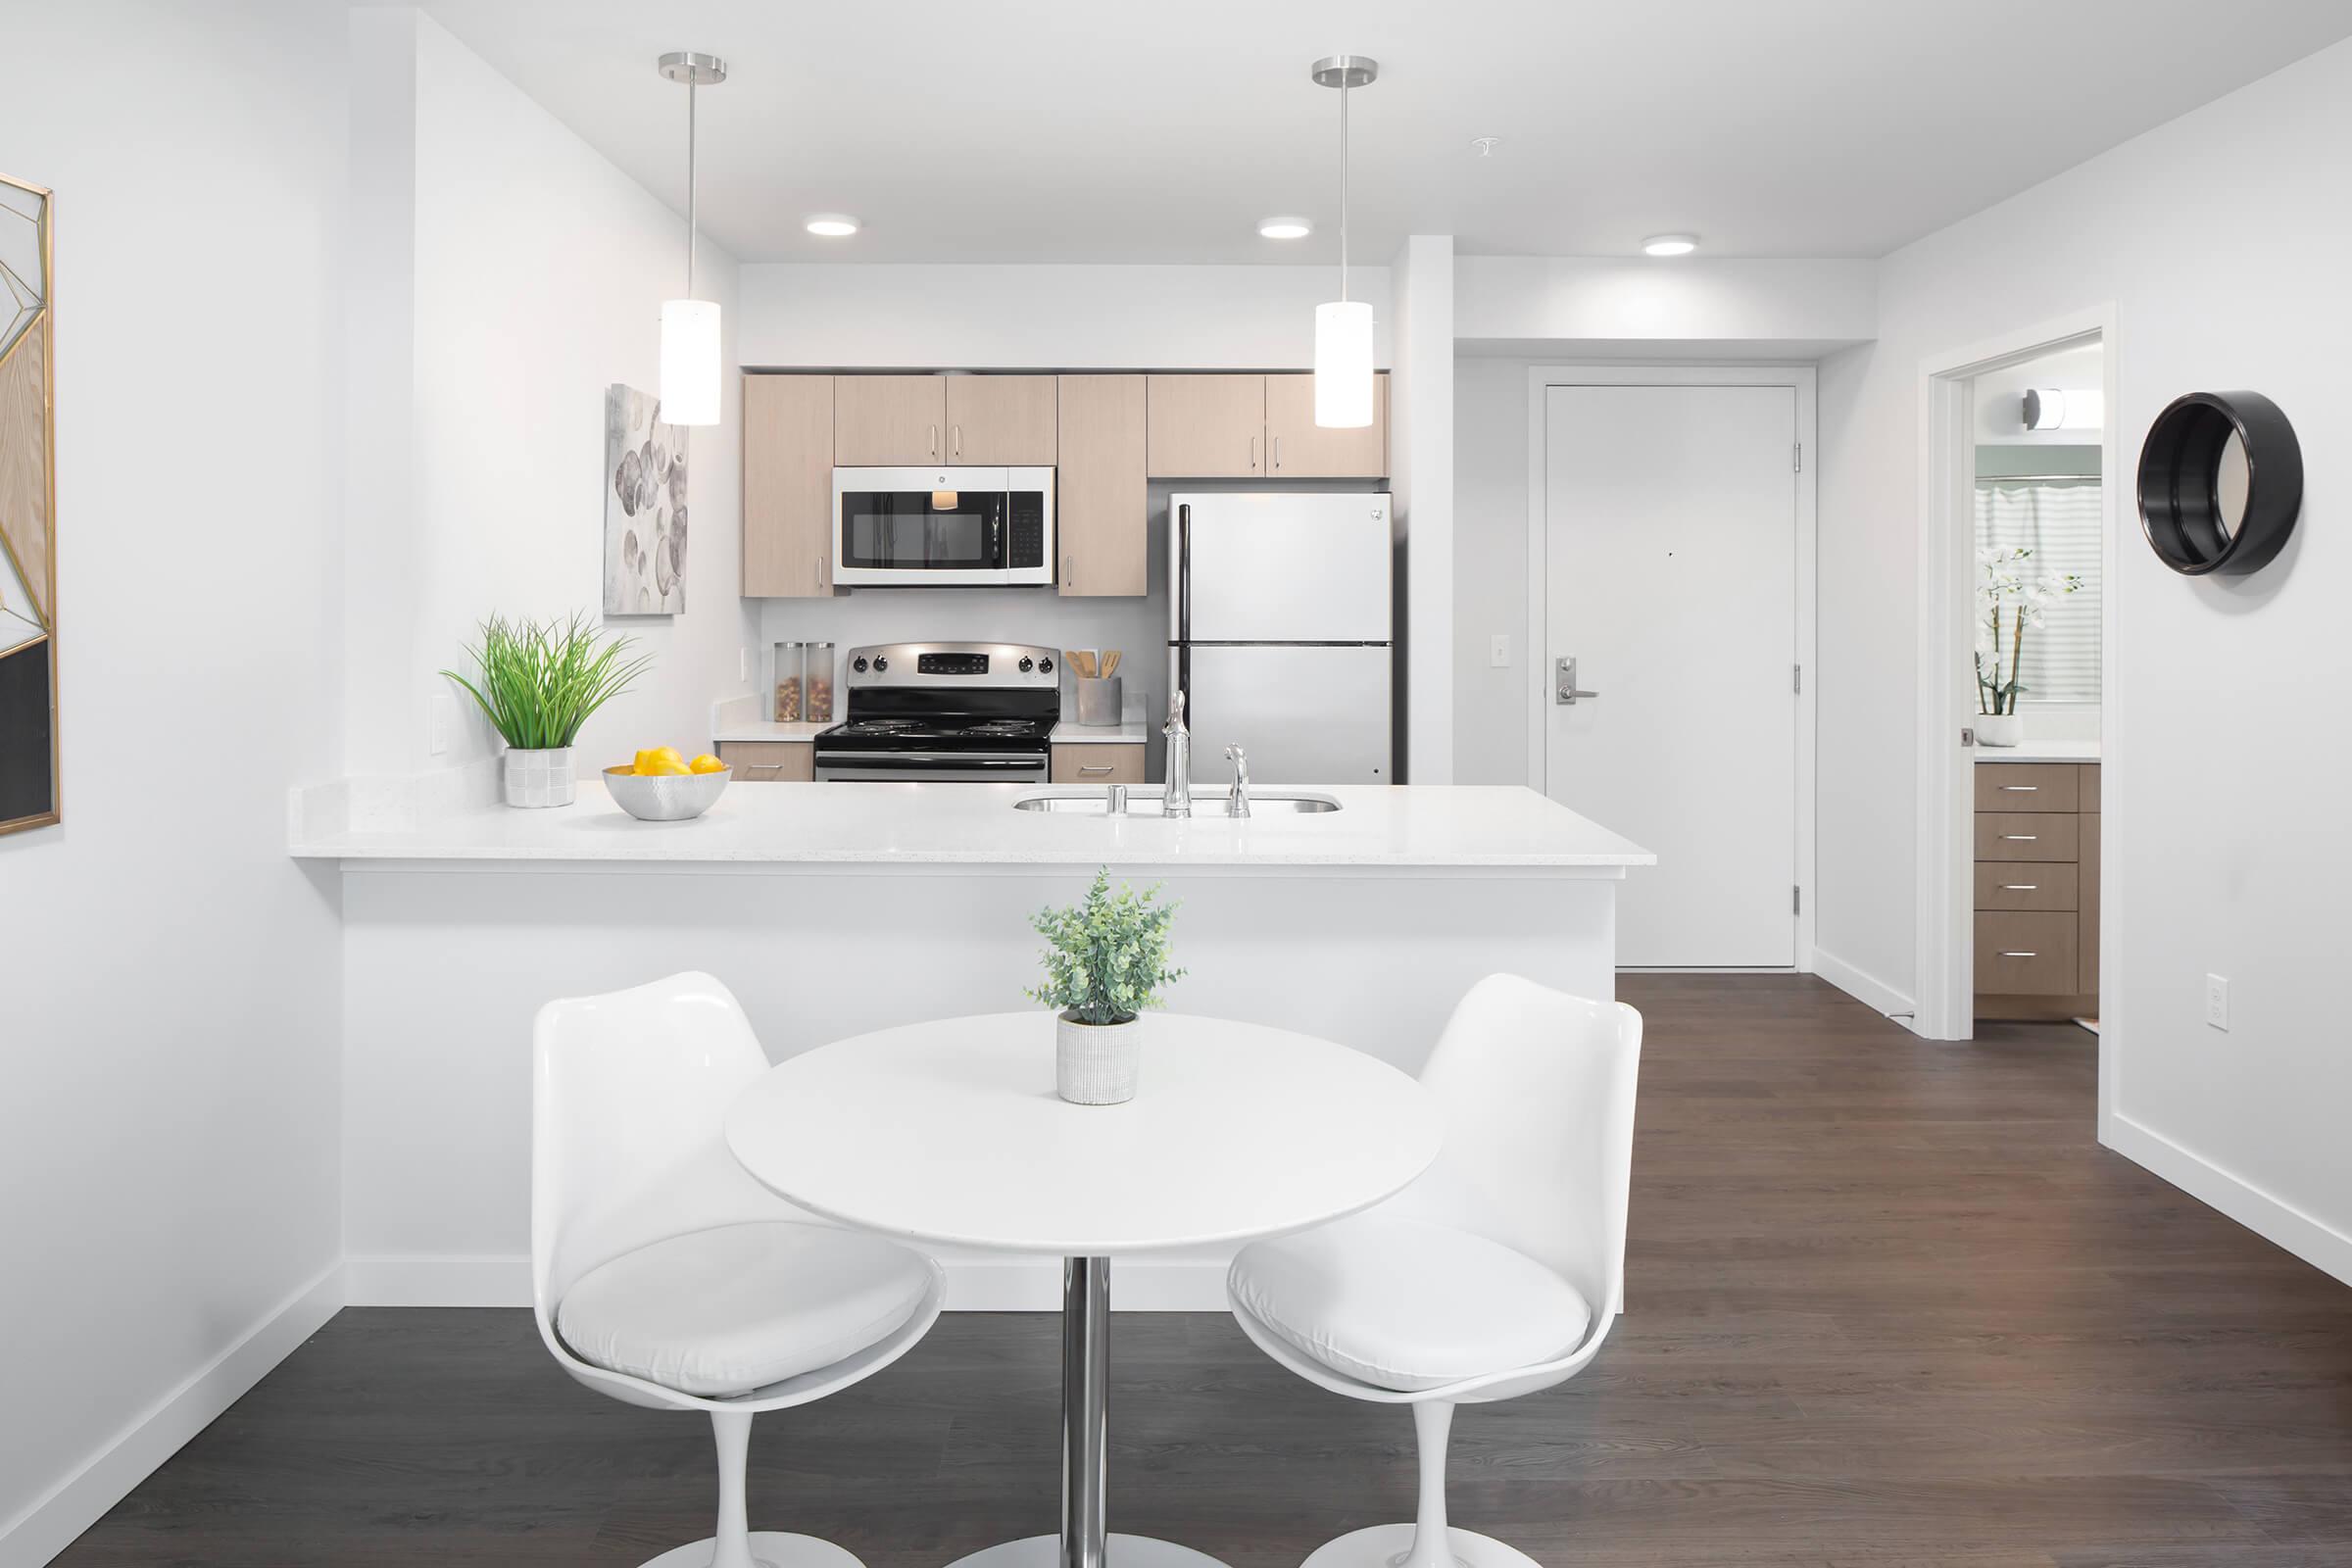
[0,171,57,835]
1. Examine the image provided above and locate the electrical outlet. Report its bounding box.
[428,692,453,756]
[1489,634,1511,668]
[2205,974,2230,1031]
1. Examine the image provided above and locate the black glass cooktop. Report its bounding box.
[817,715,1054,752]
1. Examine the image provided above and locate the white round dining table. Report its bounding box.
[725,1009,1443,1568]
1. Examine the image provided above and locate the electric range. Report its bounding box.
[812,642,1060,782]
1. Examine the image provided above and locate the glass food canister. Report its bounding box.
[772,641,806,722]
[806,641,835,722]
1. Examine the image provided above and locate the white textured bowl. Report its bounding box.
[604,765,730,821]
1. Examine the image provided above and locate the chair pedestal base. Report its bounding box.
[639,1531,865,1568]
[946,1532,1232,1568]
[1300,1523,1543,1568]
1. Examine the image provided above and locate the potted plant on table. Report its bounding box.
[442,612,652,808]
[1973,545,2084,748]
[1028,868,1185,1105]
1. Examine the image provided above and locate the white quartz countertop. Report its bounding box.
[710,719,833,743]
[1974,740,2100,763]
[1049,720,1150,745]
[288,781,1653,871]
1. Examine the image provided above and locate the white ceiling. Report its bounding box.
[418,0,2352,265]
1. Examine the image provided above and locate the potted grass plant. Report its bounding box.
[441,612,652,808]
[1028,868,1185,1104]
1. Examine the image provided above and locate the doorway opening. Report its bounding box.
[1914,311,2120,1103]
[1523,364,1817,971]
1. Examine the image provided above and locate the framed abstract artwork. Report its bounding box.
[1,172,55,836]
[604,383,687,615]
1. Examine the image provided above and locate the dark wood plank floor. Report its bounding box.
[55,977,2352,1567]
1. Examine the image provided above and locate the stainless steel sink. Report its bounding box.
[1013,793,1341,816]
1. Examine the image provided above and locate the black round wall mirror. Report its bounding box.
[2136,390,2301,575]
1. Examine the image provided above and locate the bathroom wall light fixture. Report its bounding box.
[2023,387,2103,431]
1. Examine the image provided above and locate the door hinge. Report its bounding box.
[1792,885,1802,915]
[1792,663,1802,695]
[1792,441,1802,472]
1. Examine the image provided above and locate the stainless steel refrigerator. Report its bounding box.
[1168,491,1395,785]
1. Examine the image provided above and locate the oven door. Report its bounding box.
[832,467,1053,587]
[813,750,1050,783]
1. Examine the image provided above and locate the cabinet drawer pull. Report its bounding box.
[2001,834,2038,841]
[2000,784,2039,791]
[1998,951,2038,958]
[1078,764,1114,775]
[747,764,783,778]
[2001,883,2039,891]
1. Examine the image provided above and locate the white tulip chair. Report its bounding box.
[533,971,946,1568]
[1226,974,1642,1568]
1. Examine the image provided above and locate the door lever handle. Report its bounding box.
[1555,656,1599,706]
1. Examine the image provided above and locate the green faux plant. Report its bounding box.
[1027,868,1186,1026]
[440,612,652,752]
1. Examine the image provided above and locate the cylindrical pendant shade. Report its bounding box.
[1313,301,1375,428]
[659,298,722,426]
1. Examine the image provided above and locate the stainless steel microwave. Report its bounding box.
[831,466,1055,587]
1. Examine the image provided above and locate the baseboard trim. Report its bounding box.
[343,1252,1234,1312]
[0,1261,344,1568]
[2104,1111,2352,1289]
[1810,947,1921,1030]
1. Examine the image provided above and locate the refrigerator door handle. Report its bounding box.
[1176,502,1192,707]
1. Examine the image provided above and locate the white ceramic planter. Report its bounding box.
[503,746,577,808]
[1056,1013,1142,1104]
[1975,713,2025,748]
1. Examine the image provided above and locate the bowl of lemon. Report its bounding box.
[604,747,731,821]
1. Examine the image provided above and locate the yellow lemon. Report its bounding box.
[643,758,692,777]
[632,747,662,773]
[689,754,726,775]
[652,745,685,764]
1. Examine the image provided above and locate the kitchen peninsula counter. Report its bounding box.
[302,778,1647,1313]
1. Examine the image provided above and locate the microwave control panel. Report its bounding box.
[1007,492,1046,568]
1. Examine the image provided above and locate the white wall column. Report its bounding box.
[1391,235,1455,783]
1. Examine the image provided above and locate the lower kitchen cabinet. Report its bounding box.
[718,741,813,783]
[1051,744,1145,785]
[1974,760,2098,1020]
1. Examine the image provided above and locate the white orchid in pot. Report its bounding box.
[1974,545,2084,747]
[1028,868,1185,1104]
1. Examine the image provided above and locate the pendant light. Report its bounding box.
[1310,54,1378,429]
[657,50,728,427]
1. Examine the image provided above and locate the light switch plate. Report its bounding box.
[1489,634,1510,668]
[2204,974,2230,1031]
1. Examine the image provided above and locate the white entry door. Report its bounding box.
[1544,383,1799,966]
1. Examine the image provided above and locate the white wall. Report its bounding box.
[0,5,348,1560]
[344,12,754,783]
[738,263,1390,370]
[1390,237,1455,784]
[1817,36,2352,1277]
[1453,357,1537,783]
[1456,255,1878,357]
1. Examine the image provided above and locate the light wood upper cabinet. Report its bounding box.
[1147,374,1266,477]
[948,375,1057,465]
[834,374,947,465]
[1265,371,1389,477]
[742,374,835,598]
[1056,374,1148,597]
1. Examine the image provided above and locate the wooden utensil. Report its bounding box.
[1102,651,1121,678]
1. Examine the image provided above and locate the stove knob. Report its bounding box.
[871,656,889,672]
[1038,657,1054,675]
[1017,657,1035,672]
[852,656,869,673]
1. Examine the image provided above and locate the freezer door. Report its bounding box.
[1172,492,1394,644]
[1181,644,1392,785]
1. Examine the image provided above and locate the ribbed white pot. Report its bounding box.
[1056,1013,1142,1105]
[1975,713,2025,748]
[503,746,577,808]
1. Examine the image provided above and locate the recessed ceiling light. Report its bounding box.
[1258,217,1313,240]
[805,214,860,237]
[1642,233,1698,257]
